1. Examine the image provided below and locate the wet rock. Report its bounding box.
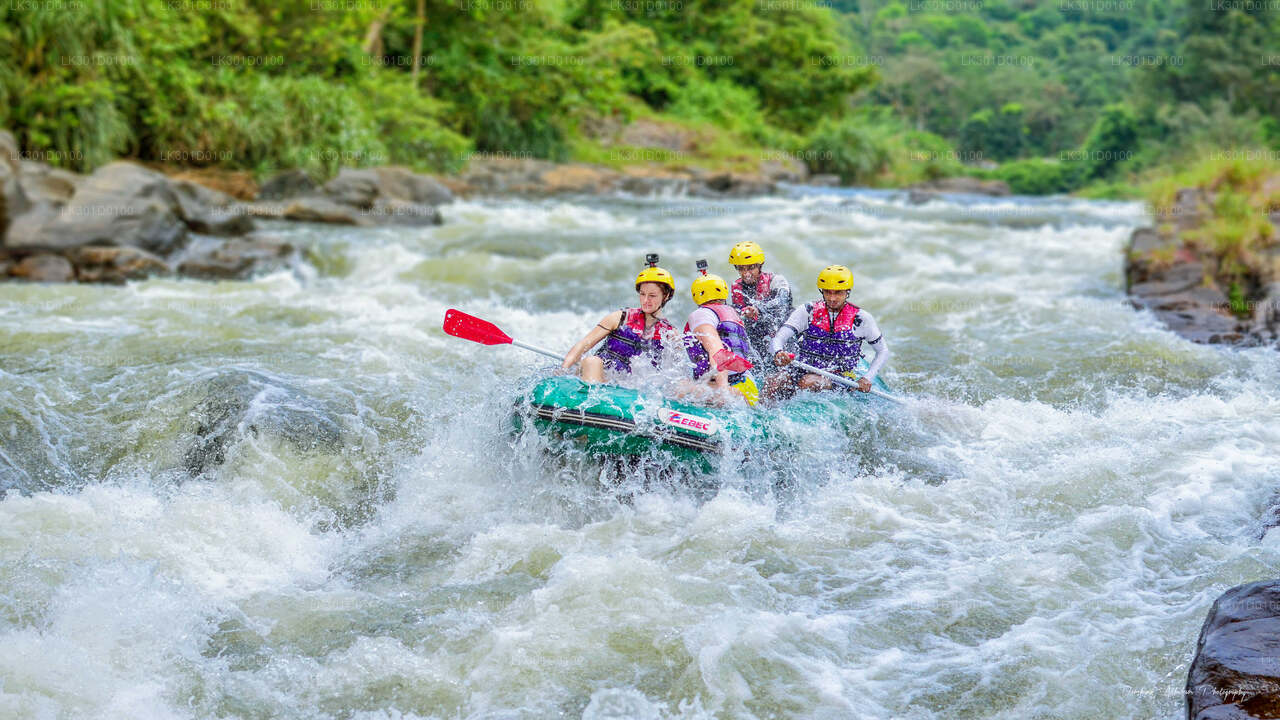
[808,174,841,187]
[282,196,367,225]
[183,370,344,476]
[6,162,189,254]
[256,169,316,201]
[176,235,295,279]
[0,134,30,240]
[909,177,1011,197]
[18,161,79,206]
[691,172,775,198]
[322,168,380,209]
[70,245,169,284]
[1187,579,1280,720]
[457,157,550,195]
[10,253,74,282]
[171,179,255,236]
[907,189,937,205]
[1126,188,1280,347]
[0,408,76,496]
[372,166,453,206]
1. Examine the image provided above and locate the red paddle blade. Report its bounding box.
[442,309,513,346]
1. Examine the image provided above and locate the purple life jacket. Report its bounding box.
[596,308,673,373]
[683,303,752,382]
[797,301,862,373]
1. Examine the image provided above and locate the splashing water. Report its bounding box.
[2,187,1278,719]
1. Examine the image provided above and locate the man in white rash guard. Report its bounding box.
[764,264,889,398]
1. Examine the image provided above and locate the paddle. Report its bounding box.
[442,309,564,361]
[785,354,904,404]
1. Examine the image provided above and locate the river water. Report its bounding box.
[3,187,1279,719]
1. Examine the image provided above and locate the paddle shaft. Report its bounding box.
[512,339,565,362]
[788,358,903,404]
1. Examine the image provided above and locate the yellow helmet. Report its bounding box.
[816,265,853,290]
[691,273,729,304]
[728,241,765,266]
[635,266,675,293]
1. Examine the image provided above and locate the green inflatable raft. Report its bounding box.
[511,358,892,472]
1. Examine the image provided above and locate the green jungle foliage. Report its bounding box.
[1,0,1276,195]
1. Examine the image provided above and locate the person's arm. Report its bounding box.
[691,320,732,386]
[769,305,809,362]
[561,311,621,370]
[856,312,889,381]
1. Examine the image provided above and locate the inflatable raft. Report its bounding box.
[511,358,891,472]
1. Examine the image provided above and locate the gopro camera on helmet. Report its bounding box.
[696,259,708,274]
[645,253,659,267]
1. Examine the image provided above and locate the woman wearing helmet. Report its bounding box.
[727,241,792,364]
[559,256,676,383]
[764,265,890,397]
[681,261,758,404]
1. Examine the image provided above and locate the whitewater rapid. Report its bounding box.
[3,186,1279,719]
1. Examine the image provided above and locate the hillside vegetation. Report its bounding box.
[1,0,1277,194]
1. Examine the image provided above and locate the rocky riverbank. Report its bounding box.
[1186,579,1280,720]
[0,127,825,284]
[1124,178,1280,346]
[0,127,466,283]
[2,121,1019,286]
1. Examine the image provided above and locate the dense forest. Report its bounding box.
[1,0,1277,194]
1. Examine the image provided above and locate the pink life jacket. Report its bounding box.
[730,272,774,310]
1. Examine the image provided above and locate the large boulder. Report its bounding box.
[183,370,345,476]
[372,166,453,206]
[320,165,455,206]
[10,253,74,282]
[170,179,255,236]
[175,235,295,280]
[6,162,189,254]
[322,168,381,209]
[282,196,367,225]
[256,169,316,201]
[18,161,79,206]
[0,131,30,240]
[459,157,558,195]
[1187,579,1280,720]
[1125,188,1280,347]
[70,245,169,284]
[691,171,775,198]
